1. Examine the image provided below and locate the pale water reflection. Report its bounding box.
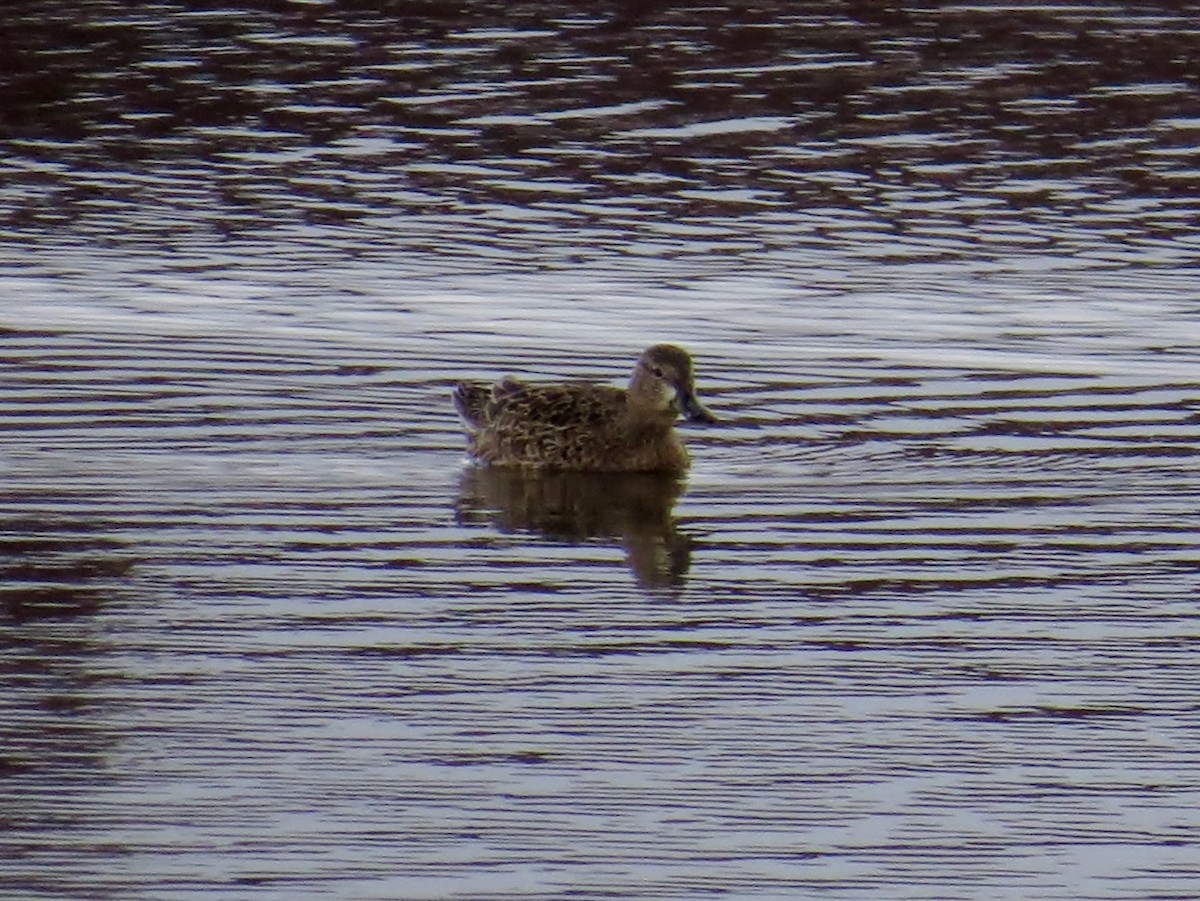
[2,2,1200,899]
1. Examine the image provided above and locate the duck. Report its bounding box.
[453,344,715,472]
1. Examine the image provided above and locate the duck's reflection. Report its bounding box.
[456,468,695,590]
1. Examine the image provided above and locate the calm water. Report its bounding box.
[3,3,1200,899]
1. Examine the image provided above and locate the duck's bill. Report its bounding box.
[678,389,716,423]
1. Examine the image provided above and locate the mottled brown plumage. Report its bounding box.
[453,344,715,472]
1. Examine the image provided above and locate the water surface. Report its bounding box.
[2,3,1200,899]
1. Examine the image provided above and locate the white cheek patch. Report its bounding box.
[659,379,678,407]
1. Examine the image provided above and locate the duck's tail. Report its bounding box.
[452,381,492,430]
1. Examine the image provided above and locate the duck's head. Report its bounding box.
[631,344,716,423]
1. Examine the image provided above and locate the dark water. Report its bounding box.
[3,3,1200,899]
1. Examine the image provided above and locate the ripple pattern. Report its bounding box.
[3,322,1200,900]
[3,1,1200,898]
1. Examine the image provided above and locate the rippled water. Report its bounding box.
[3,3,1200,899]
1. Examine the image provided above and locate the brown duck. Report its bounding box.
[453,344,715,472]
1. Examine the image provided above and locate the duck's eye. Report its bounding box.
[651,366,665,378]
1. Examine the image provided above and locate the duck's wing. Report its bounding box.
[488,381,622,431]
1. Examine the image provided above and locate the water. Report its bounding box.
[2,3,1200,899]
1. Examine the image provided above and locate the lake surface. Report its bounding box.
[2,3,1200,899]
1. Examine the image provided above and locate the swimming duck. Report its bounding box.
[453,344,715,472]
